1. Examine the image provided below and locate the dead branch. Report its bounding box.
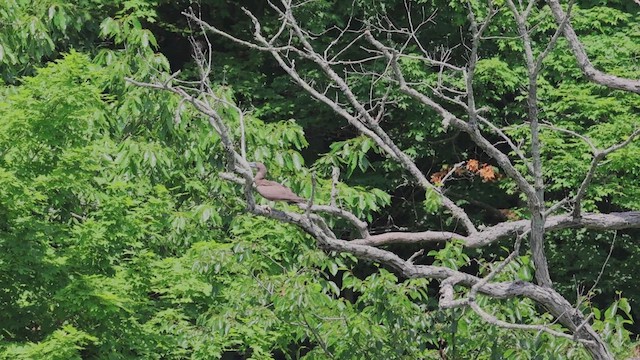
[506,0,551,288]
[546,0,640,93]
[352,211,640,248]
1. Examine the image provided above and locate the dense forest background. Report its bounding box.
[1,0,639,358]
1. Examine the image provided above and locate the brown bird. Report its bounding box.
[248,162,306,203]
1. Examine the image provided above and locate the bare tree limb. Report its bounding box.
[364,31,539,203]
[469,301,590,344]
[506,0,551,288]
[301,204,370,238]
[572,128,640,218]
[546,0,640,93]
[535,0,574,72]
[253,204,612,358]
[351,211,640,248]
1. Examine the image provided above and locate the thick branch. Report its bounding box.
[353,211,640,248]
[506,0,551,288]
[546,0,640,93]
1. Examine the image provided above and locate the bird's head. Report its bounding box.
[248,162,267,179]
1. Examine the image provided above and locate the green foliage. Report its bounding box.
[2,325,97,360]
[429,240,471,270]
[1,0,639,359]
[314,136,377,177]
[592,295,635,356]
[423,188,442,214]
[0,0,127,83]
[0,35,398,360]
[475,58,522,98]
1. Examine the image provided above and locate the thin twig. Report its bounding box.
[585,231,617,299]
[407,249,424,264]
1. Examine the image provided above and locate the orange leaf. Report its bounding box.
[430,170,446,185]
[478,165,496,182]
[466,159,480,172]
[499,209,520,221]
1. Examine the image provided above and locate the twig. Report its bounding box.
[585,231,617,299]
[534,0,575,72]
[297,304,336,359]
[438,161,466,187]
[469,231,525,300]
[300,204,369,238]
[573,313,595,341]
[506,0,551,288]
[407,249,424,264]
[174,98,186,124]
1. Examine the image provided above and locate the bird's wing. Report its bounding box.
[257,181,305,203]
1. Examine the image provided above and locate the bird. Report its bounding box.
[248,162,306,203]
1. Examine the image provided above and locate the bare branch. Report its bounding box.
[125,76,256,208]
[464,0,499,127]
[299,204,370,239]
[479,116,533,174]
[540,122,598,154]
[573,313,595,341]
[546,0,640,93]
[352,230,460,246]
[506,0,551,288]
[572,153,604,218]
[439,161,466,186]
[182,9,298,54]
[306,172,317,218]
[407,249,424,265]
[468,301,591,344]
[255,203,611,357]
[535,0,574,72]
[364,31,538,205]
[352,211,640,249]
[584,231,617,301]
[573,128,640,218]
[602,128,640,155]
[470,231,525,300]
[234,5,479,234]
